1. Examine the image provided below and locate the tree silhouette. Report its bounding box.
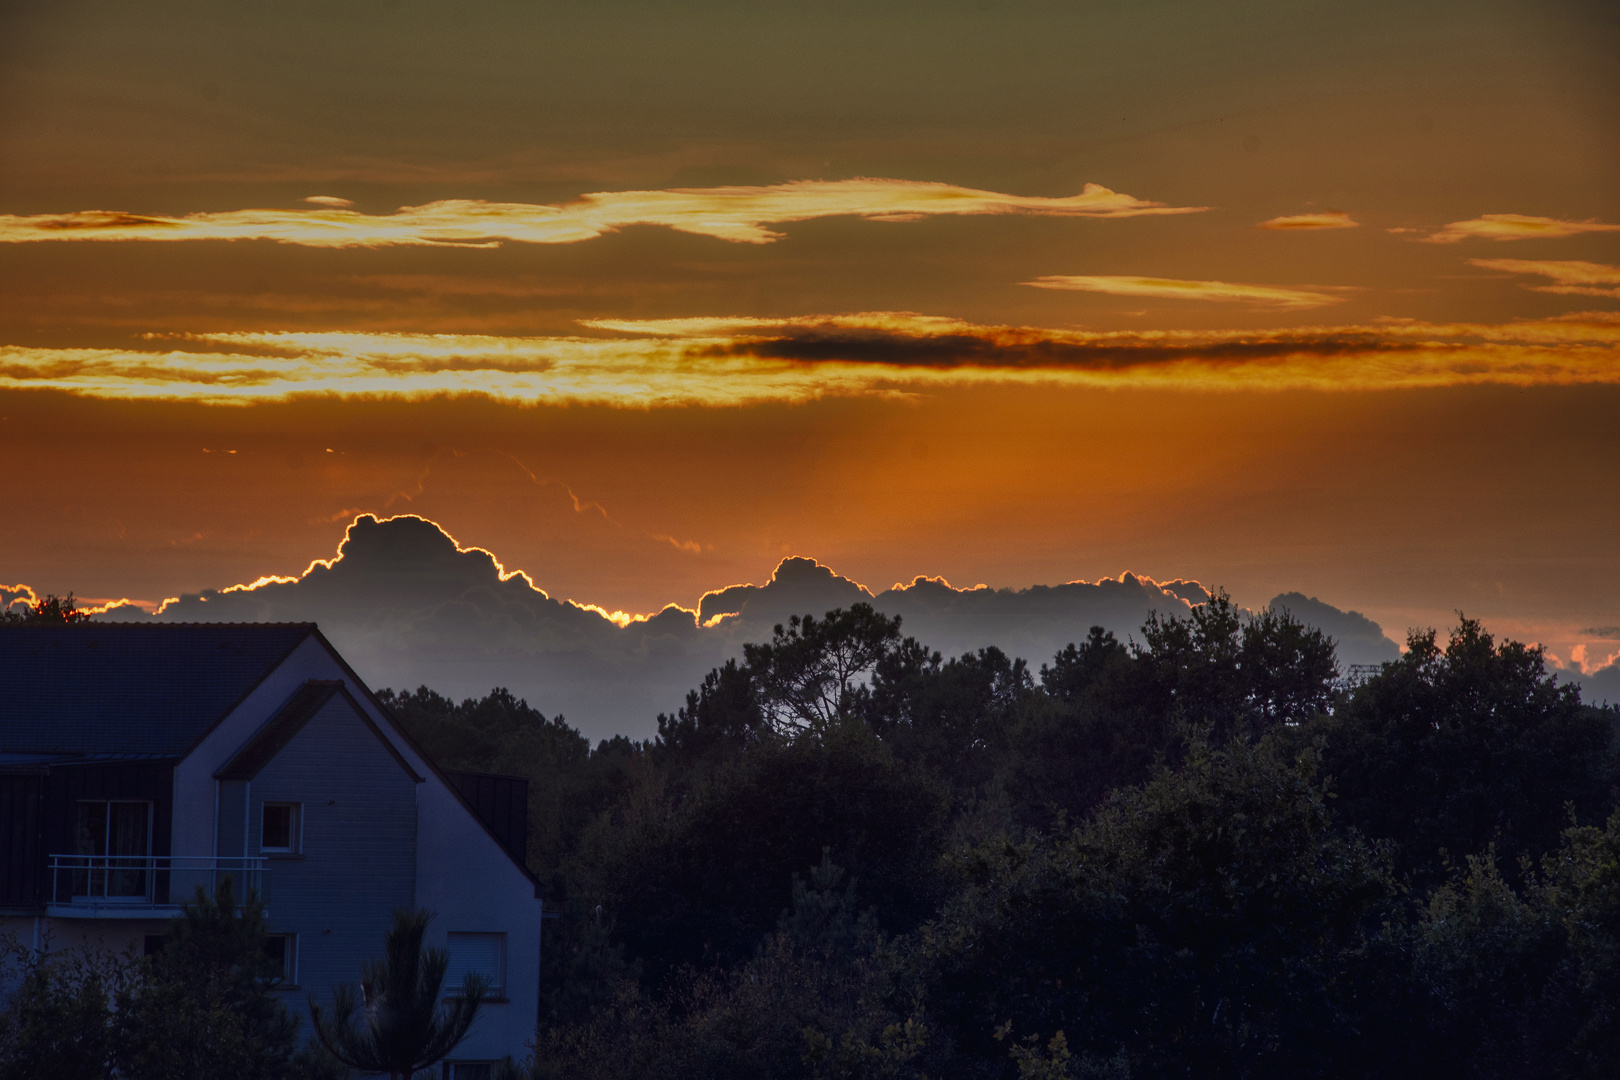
[744,603,902,735]
[111,877,297,1080]
[309,908,487,1080]
[2,592,90,625]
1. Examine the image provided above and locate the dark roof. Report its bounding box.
[0,624,316,756]
[217,679,422,783]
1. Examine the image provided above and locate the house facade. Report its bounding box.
[0,623,542,1076]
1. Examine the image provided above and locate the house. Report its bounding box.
[0,623,542,1077]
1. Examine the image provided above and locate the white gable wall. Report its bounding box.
[173,635,345,862]
[174,632,542,1063]
[250,692,419,1018]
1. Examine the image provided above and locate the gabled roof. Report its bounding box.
[0,624,316,756]
[217,679,422,782]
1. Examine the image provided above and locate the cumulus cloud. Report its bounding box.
[0,179,1203,249]
[5,311,1617,406]
[1268,592,1401,666]
[303,195,355,208]
[2,583,38,615]
[1470,258,1620,299]
[85,514,1401,739]
[1256,212,1359,230]
[1422,214,1620,244]
[1023,274,1348,309]
[1570,661,1620,706]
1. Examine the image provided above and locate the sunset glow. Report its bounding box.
[1021,275,1350,309]
[2,314,1616,406]
[1423,214,1620,244]
[0,180,1200,249]
[1256,212,1360,231]
[2,0,1616,712]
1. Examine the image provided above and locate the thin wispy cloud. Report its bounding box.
[1256,212,1359,230]
[1471,258,1620,299]
[1023,274,1347,309]
[1422,214,1620,244]
[3,313,1617,406]
[0,180,1203,249]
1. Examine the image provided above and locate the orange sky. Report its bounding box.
[2,0,1617,683]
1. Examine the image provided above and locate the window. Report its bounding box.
[260,803,300,854]
[443,1063,494,1080]
[444,933,504,997]
[72,800,151,899]
[262,934,297,985]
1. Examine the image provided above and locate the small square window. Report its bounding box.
[444,932,505,997]
[262,934,297,984]
[261,803,300,853]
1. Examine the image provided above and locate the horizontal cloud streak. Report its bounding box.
[1423,214,1620,244]
[1471,258,1620,299]
[1256,212,1359,230]
[0,180,1202,249]
[3,311,1618,405]
[1024,274,1348,309]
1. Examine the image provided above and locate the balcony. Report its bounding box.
[46,855,266,918]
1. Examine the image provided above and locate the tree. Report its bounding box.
[310,908,487,1080]
[1134,591,1340,741]
[655,659,767,764]
[111,877,299,1080]
[531,853,929,1080]
[864,642,1031,798]
[0,933,129,1080]
[1539,809,1620,1074]
[1298,617,1619,884]
[573,725,950,983]
[744,605,904,736]
[1002,626,1170,829]
[2,592,90,625]
[925,741,1398,1079]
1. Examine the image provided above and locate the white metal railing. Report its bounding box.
[48,854,266,909]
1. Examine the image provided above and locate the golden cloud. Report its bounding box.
[1423,214,1620,243]
[1023,274,1347,309]
[1471,258,1620,299]
[1256,212,1359,230]
[2,312,1617,406]
[0,180,1203,249]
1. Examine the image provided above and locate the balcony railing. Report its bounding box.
[47,854,266,915]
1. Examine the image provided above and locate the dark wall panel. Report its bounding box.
[0,774,45,907]
[446,771,528,866]
[43,762,176,904]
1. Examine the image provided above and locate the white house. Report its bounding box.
[0,623,543,1078]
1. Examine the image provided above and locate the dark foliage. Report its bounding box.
[380,685,636,883]
[0,936,126,1080]
[0,880,323,1080]
[1,592,91,625]
[925,741,1400,1079]
[310,907,486,1080]
[111,878,300,1080]
[357,600,1620,1077]
[1287,617,1619,886]
[573,724,950,983]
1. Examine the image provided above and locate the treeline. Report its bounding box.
[384,597,1620,1080]
[0,882,344,1080]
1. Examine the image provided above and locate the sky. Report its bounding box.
[2,0,1618,724]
